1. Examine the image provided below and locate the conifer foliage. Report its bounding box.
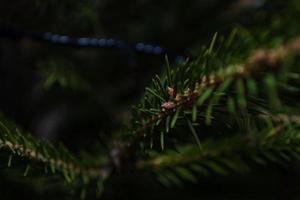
[1,0,300,199]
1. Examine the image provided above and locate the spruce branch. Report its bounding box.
[0,116,111,196]
[132,36,300,150]
[137,116,300,186]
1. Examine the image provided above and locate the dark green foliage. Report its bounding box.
[1,0,300,199]
[0,115,109,199]
[129,0,300,190]
[138,116,300,186]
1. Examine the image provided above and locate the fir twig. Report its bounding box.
[137,117,300,186]
[0,119,111,183]
[134,37,300,138]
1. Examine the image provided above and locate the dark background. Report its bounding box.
[1,0,300,199]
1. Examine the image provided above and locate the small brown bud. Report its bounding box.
[236,64,246,75]
[200,75,208,86]
[209,75,216,84]
[184,88,191,97]
[161,101,176,110]
[175,94,181,102]
[194,82,200,93]
[167,87,174,97]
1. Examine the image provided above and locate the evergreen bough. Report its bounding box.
[1,0,300,199]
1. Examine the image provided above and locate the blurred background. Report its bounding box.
[1,0,300,199]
